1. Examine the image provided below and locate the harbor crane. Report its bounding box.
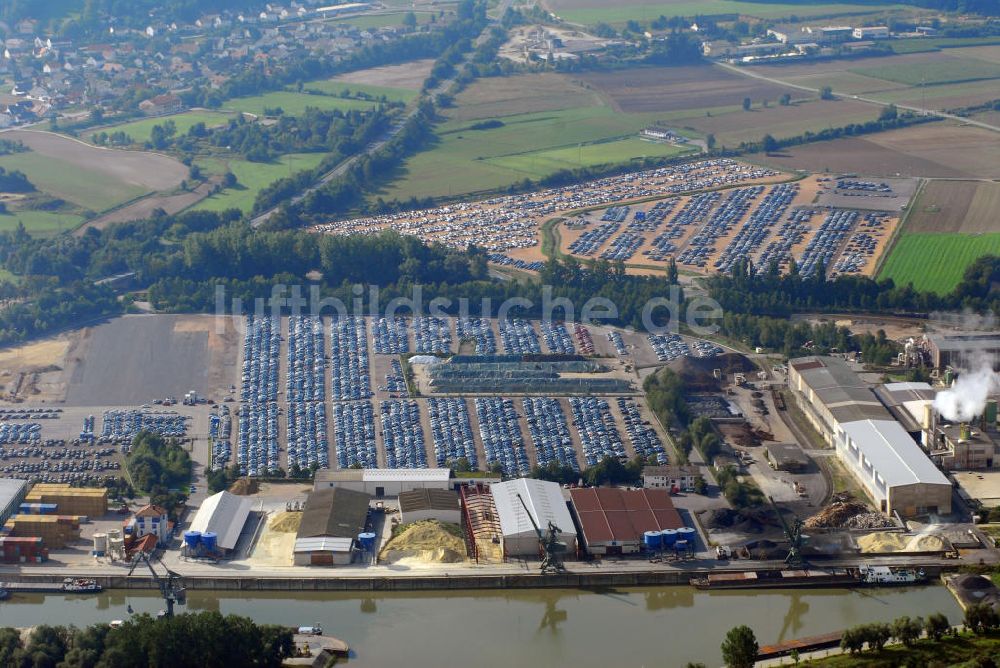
[127,551,186,618]
[768,496,807,567]
[516,493,568,574]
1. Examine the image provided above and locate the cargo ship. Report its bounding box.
[690,565,926,590]
[62,578,102,593]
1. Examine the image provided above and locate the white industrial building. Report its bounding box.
[0,478,28,526]
[188,491,253,553]
[853,26,889,39]
[313,468,451,497]
[490,479,577,557]
[789,357,952,517]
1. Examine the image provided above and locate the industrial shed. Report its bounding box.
[490,479,577,558]
[570,488,684,556]
[294,487,371,566]
[188,491,253,554]
[398,488,461,524]
[313,468,451,497]
[0,478,28,526]
[764,443,810,472]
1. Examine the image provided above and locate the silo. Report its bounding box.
[660,529,677,547]
[357,532,377,553]
[201,532,217,552]
[643,531,662,551]
[985,400,998,426]
[676,527,696,544]
[183,530,202,550]
[92,532,108,554]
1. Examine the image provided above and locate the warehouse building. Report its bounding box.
[294,487,371,566]
[764,443,810,472]
[927,333,1000,370]
[490,479,577,558]
[188,491,253,554]
[25,483,107,517]
[0,478,28,526]
[570,487,684,556]
[314,468,451,497]
[789,356,952,517]
[874,381,937,441]
[398,488,461,524]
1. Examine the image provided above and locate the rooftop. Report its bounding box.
[315,468,451,483]
[0,478,27,508]
[840,419,950,488]
[399,488,459,514]
[189,491,253,551]
[297,487,370,539]
[765,442,810,467]
[490,478,574,538]
[930,332,1000,352]
[570,487,683,544]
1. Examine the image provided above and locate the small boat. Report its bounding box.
[856,564,926,585]
[62,578,102,593]
[0,587,9,601]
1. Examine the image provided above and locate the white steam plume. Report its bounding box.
[934,362,1000,423]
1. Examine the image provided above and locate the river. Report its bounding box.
[0,585,961,666]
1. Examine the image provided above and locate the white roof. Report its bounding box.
[363,469,451,482]
[840,419,949,488]
[883,382,934,392]
[294,537,353,553]
[0,478,27,509]
[189,491,253,550]
[491,479,574,538]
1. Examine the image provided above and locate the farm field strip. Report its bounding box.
[0,210,84,236]
[545,0,910,24]
[850,57,1000,86]
[878,233,1000,294]
[223,91,376,116]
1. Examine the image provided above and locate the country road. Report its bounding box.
[251,0,515,228]
[717,61,1000,134]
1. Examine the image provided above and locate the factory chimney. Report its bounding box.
[959,422,971,442]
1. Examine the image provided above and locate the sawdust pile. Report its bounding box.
[804,501,869,529]
[858,532,949,553]
[268,512,301,533]
[229,478,259,495]
[379,521,467,564]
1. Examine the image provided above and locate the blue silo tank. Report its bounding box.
[183,531,201,549]
[201,532,218,552]
[674,539,689,552]
[643,530,662,550]
[677,527,696,543]
[358,532,377,552]
[660,529,678,547]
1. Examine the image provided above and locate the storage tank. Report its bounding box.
[107,528,122,541]
[985,400,998,426]
[660,529,678,547]
[674,539,689,553]
[357,532,377,552]
[677,527,696,544]
[93,532,108,553]
[643,531,662,551]
[200,532,217,552]
[183,530,202,550]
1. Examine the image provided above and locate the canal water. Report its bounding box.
[0,585,961,666]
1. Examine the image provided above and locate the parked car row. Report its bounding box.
[607,330,628,356]
[102,410,187,443]
[499,318,541,355]
[799,209,858,277]
[241,315,280,403]
[599,231,643,262]
[382,358,409,397]
[692,340,724,359]
[333,402,378,469]
[287,316,326,402]
[456,318,497,354]
[475,398,530,476]
[645,192,719,262]
[568,221,619,256]
[373,316,409,355]
[331,317,373,401]
[601,205,630,223]
[756,208,814,273]
[648,333,690,362]
[679,186,763,268]
[523,398,578,471]
[211,440,232,472]
[380,400,427,468]
[617,399,666,464]
[428,398,477,469]
[569,397,626,467]
[287,402,329,471]
[712,183,798,274]
[237,403,279,476]
[540,321,575,355]
[627,199,677,233]
[574,324,594,355]
[487,253,545,272]
[0,423,41,444]
[414,317,452,354]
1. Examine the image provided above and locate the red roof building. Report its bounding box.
[569,487,684,556]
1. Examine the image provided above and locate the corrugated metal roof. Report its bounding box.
[840,419,950,488]
[293,537,353,553]
[189,491,253,551]
[570,488,683,544]
[314,468,451,483]
[0,478,27,510]
[399,488,459,513]
[297,487,370,539]
[491,479,574,538]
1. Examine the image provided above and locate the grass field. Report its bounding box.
[300,80,416,103]
[0,210,84,236]
[805,631,1000,667]
[546,0,907,24]
[878,233,1000,293]
[94,111,235,145]
[190,153,327,214]
[891,36,1000,54]
[0,150,147,212]
[333,11,437,29]
[487,138,694,178]
[224,91,376,117]
[852,57,1000,86]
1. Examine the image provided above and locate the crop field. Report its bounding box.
[904,180,1000,234]
[487,138,695,178]
[0,210,84,236]
[446,73,605,121]
[333,11,437,29]
[946,44,1000,64]
[192,153,327,214]
[878,233,1000,294]
[330,59,435,90]
[92,110,235,145]
[851,57,1000,86]
[301,79,417,103]
[750,123,1000,179]
[223,91,375,117]
[544,0,907,24]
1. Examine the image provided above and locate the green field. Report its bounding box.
[878,233,1000,293]
[190,153,327,214]
[301,80,416,103]
[891,36,1000,54]
[0,152,146,212]
[378,105,670,200]
[549,0,907,24]
[224,91,376,117]
[95,111,235,145]
[0,210,84,236]
[852,57,1000,86]
[334,11,437,29]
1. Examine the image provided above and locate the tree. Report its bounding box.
[925,612,950,641]
[965,603,1000,634]
[742,97,751,111]
[820,86,834,100]
[222,171,238,189]
[762,134,779,154]
[879,104,898,121]
[403,11,417,28]
[867,623,892,651]
[721,625,758,668]
[891,615,922,647]
[705,133,716,150]
[780,93,791,106]
[693,475,708,495]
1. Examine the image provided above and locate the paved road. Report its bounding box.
[251,0,515,228]
[717,61,1000,134]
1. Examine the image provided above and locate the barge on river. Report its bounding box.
[690,565,925,590]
